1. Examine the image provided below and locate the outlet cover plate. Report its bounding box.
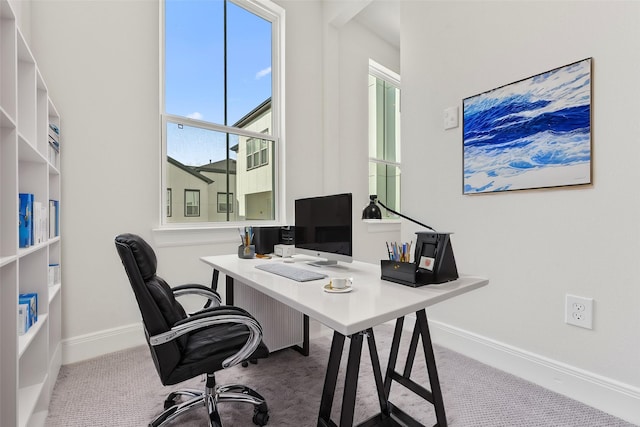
[565,294,593,329]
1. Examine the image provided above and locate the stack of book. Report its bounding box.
[48,123,60,166]
[18,293,38,335]
[19,193,55,247]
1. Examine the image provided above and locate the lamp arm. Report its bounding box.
[377,199,435,231]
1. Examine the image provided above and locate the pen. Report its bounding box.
[386,242,392,260]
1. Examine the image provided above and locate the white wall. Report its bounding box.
[30,0,162,352]
[399,0,640,423]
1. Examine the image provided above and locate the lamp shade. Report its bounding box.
[362,195,382,219]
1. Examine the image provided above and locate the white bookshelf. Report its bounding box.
[0,0,62,426]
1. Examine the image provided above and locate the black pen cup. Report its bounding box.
[238,244,255,259]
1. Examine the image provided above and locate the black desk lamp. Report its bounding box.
[361,195,435,231]
[361,194,458,286]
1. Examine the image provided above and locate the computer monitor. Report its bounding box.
[294,193,353,266]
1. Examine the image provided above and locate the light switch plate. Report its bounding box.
[444,106,459,130]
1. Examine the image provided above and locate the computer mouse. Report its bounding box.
[283,258,294,263]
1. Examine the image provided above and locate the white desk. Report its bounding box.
[201,255,488,427]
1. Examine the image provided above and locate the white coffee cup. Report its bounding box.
[329,277,353,289]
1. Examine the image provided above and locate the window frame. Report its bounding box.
[159,0,286,229]
[217,192,234,213]
[184,189,201,217]
[246,134,270,171]
[368,59,401,219]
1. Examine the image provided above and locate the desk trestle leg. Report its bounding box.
[383,310,447,427]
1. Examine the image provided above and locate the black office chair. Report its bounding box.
[115,233,270,427]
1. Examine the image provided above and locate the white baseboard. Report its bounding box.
[62,323,145,365]
[426,319,640,426]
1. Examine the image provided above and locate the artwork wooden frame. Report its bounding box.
[463,58,592,194]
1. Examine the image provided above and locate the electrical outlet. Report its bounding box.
[565,294,593,329]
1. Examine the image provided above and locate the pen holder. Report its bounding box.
[238,244,255,259]
[381,260,421,287]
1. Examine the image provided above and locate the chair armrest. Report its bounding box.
[172,284,222,308]
[148,306,263,369]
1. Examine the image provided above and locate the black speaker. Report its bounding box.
[253,227,283,255]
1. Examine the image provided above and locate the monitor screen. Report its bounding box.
[294,193,352,265]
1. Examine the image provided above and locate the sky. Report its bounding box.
[165,0,272,166]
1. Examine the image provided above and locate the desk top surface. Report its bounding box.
[201,255,488,336]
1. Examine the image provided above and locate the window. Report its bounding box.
[167,188,172,217]
[185,189,200,217]
[368,60,401,217]
[162,0,284,225]
[246,136,269,170]
[217,192,234,213]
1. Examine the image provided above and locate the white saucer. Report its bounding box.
[323,284,352,293]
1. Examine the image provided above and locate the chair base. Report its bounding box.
[150,373,269,427]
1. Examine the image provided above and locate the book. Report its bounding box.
[48,123,60,144]
[18,303,29,335]
[48,263,61,286]
[34,201,42,244]
[49,200,59,237]
[18,293,38,330]
[19,193,34,248]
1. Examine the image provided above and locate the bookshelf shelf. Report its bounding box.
[18,314,48,358]
[18,381,45,427]
[0,0,62,425]
[0,254,16,267]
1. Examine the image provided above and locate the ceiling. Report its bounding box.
[353,0,401,49]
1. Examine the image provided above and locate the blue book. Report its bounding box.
[19,193,34,248]
[19,293,38,330]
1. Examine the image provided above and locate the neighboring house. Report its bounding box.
[233,98,275,221]
[166,156,237,223]
[166,98,273,223]
[197,158,238,221]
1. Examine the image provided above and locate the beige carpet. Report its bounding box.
[45,323,635,427]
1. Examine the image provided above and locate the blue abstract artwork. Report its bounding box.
[463,58,592,194]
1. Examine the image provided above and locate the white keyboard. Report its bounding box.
[255,263,327,282]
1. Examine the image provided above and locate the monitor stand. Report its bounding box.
[308,260,338,267]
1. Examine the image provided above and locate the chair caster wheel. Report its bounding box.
[252,411,269,426]
[242,361,249,367]
[253,403,269,426]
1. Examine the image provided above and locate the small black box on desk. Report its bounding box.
[381,232,458,287]
[253,226,295,255]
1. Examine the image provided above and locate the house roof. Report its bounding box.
[196,158,236,175]
[167,156,214,184]
[233,97,271,129]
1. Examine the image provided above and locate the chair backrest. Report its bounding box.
[114,233,188,381]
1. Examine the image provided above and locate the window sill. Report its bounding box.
[151,226,241,247]
[363,219,401,233]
